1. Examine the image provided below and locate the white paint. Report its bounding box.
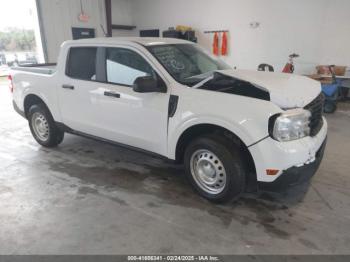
[219,69,321,108]
[129,0,350,74]
[249,119,327,182]
[11,37,328,182]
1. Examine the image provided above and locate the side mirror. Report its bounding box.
[133,76,167,93]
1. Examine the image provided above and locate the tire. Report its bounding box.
[184,134,246,203]
[28,104,64,147]
[324,100,337,114]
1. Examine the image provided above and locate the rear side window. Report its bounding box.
[106,48,156,86]
[66,47,97,80]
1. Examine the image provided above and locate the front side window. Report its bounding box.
[106,48,156,86]
[147,44,231,86]
[66,47,97,80]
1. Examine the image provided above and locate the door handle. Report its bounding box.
[62,84,74,90]
[104,91,120,98]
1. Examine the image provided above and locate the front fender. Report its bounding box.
[167,83,283,160]
[167,115,265,159]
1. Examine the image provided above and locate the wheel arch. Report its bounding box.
[23,94,50,118]
[174,123,258,191]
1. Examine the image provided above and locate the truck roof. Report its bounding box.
[63,37,194,47]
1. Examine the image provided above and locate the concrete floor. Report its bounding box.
[0,80,350,255]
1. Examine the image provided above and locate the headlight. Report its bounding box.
[269,108,311,142]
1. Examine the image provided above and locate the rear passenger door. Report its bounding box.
[58,47,103,135]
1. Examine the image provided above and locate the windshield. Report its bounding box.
[147,44,231,86]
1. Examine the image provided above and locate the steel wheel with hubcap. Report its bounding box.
[28,103,64,147]
[31,112,50,142]
[184,134,246,203]
[190,149,227,195]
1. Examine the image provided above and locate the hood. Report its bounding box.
[219,69,321,108]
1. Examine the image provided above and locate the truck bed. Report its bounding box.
[12,63,57,75]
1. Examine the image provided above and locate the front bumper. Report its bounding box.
[249,117,328,183]
[258,137,327,191]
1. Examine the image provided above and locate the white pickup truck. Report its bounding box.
[11,37,327,202]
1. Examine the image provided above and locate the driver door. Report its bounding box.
[93,47,170,156]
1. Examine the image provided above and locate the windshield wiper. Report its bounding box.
[185,71,215,81]
[192,75,215,89]
[191,71,228,89]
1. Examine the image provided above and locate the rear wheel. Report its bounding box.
[184,135,246,203]
[28,104,64,147]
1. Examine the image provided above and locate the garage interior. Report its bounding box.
[1,0,350,256]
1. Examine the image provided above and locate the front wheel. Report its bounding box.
[28,104,64,147]
[184,135,246,203]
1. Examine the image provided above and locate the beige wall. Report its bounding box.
[130,0,350,74]
[38,0,106,62]
[38,0,350,74]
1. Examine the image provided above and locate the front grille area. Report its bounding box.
[304,93,325,136]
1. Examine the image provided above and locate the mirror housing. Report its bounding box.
[133,76,167,93]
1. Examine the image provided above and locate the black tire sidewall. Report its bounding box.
[28,104,63,147]
[184,135,245,203]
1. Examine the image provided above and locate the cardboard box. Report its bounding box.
[307,74,333,84]
[316,65,347,76]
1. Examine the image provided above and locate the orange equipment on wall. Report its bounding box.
[221,32,228,56]
[213,32,219,56]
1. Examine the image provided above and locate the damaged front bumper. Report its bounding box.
[258,137,327,191]
[249,117,328,186]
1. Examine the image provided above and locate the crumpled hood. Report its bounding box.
[220,69,321,108]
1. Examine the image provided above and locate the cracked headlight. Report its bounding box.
[269,108,311,142]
